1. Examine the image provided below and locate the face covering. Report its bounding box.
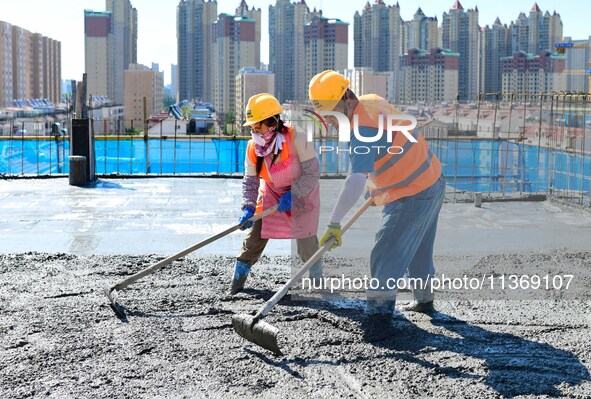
[251,127,276,145]
[253,127,280,157]
[251,131,267,146]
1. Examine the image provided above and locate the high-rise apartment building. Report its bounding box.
[151,63,164,95]
[0,21,61,107]
[480,18,511,94]
[211,14,258,114]
[106,0,137,104]
[353,1,401,102]
[85,10,112,101]
[32,34,44,100]
[528,4,562,53]
[527,3,542,52]
[124,63,164,128]
[170,64,179,100]
[0,22,12,107]
[353,1,401,72]
[510,12,529,53]
[177,0,218,102]
[85,0,137,104]
[441,1,479,101]
[11,24,28,101]
[269,0,319,103]
[501,50,566,94]
[41,36,61,103]
[542,11,563,53]
[510,3,562,54]
[236,0,261,68]
[304,16,348,87]
[564,36,591,92]
[399,48,459,104]
[235,67,275,123]
[402,8,438,54]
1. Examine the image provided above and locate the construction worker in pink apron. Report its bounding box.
[230,93,322,295]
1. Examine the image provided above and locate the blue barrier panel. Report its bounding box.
[95,139,143,174]
[213,138,248,174]
[0,139,69,175]
[0,138,589,197]
[313,140,351,175]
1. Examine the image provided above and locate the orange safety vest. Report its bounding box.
[246,128,292,184]
[355,94,442,206]
[245,127,320,239]
[246,127,293,214]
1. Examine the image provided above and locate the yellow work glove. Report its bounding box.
[320,222,342,250]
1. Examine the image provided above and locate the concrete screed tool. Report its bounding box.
[232,198,373,355]
[104,205,279,318]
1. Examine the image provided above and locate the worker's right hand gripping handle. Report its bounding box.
[320,222,342,250]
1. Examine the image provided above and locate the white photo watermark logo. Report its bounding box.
[299,109,418,155]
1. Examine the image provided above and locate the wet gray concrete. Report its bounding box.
[1,178,590,257]
[1,178,590,397]
[0,253,590,398]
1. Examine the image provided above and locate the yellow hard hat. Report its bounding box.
[308,70,350,111]
[243,93,283,126]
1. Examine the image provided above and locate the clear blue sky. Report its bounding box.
[2,0,589,84]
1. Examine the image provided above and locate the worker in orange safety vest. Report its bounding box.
[231,93,323,295]
[308,70,446,316]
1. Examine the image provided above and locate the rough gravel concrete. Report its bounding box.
[1,177,591,397]
[1,252,590,398]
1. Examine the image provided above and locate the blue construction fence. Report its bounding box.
[0,137,589,199]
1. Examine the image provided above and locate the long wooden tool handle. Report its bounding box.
[255,198,373,319]
[113,205,279,291]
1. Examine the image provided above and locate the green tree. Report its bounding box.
[224,110,235,125]
[125,127,142,135]
[181,105,191,120]
[163,94,176,110]
[224,110,236,135]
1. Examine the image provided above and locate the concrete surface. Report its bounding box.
[1,253,590,398]
[1,177,590,398]
[1,177,590,257]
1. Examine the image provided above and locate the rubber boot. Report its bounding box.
[397,278,434,313]
[308,261,324,290]
[230,260,251,295]
[365,289,396,317]
[397,300,434,312]
[366,299,396,316]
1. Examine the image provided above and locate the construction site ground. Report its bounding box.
[1,178,590,398]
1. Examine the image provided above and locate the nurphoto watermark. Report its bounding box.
[299,273,578,299]
[292,108,419,155]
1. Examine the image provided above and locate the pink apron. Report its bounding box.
[258,137,320,239]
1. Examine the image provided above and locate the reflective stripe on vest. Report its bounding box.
[356,94,442,205]
[372,128,420,177]
[372,149,436,193]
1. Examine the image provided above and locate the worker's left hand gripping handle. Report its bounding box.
[239,207,255,230]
